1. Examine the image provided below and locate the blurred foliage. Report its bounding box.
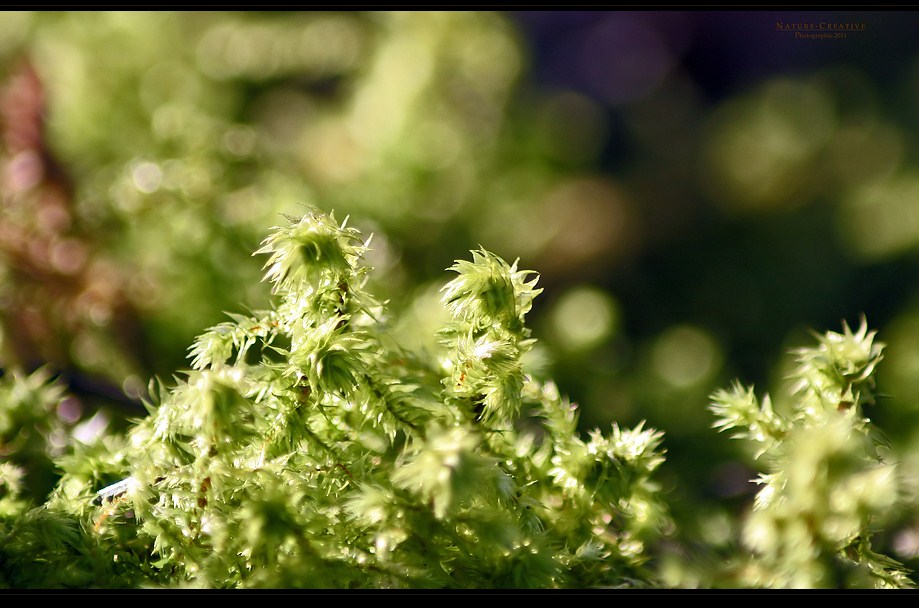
[4,9,919,586]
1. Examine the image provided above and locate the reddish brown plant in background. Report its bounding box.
[0,59,145,409]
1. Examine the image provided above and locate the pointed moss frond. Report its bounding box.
[255,209,368,296]
[710,381,788,456]
[2,210,669,590]
[709,319,912,589]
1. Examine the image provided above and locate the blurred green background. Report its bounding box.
[4,10,919,573]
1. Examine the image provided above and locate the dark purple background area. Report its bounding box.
[506,10,919,388]
[511,11,919,103]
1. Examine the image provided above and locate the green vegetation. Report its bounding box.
[3,11,919,589]
[2,210,673,588]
